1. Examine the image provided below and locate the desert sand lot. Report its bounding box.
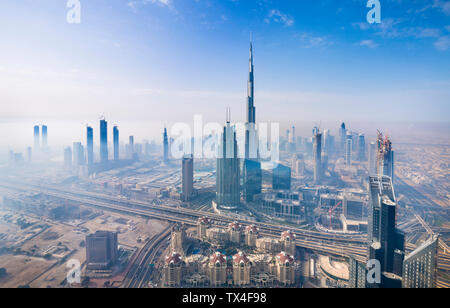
[0,205,169,288]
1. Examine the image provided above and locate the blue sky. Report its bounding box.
[0,0,449,148]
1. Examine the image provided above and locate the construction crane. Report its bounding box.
[329,201,342,230]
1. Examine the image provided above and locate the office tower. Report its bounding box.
[113,125,119,161]
[86,231,118,270]
[86,126,94,165]
[345,138,352,165]
[289,126,296,152]
[349,257,367,288]
[129,136,134,154]
[216,114,240,210]
[313,131,322,184]
[358,134,366,161]
[295,154,305,176]
[243,159,262,202]
[272,163,291,191]
[376,131,394,183]
[73,142,85,166]
[100,119,108,163]
[163,127,169,163]
[26,147,32,163]
[41,125,48,148]
[323,129,330,155]
[340,122,346,153]
[64,147,72,169]
[33,125,40,150]
[402,235,439,288]
[368,176,404,287]
[182,155,194,202]
[368,142,376,174]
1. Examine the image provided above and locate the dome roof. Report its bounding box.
[276,251,294,264]
[198,217,211,224]
[228,221,241,231]
[165,252,183,265]
[233,251,250,265]
[245,225,258,233]
[210,251,227,265]
[281,230,296,240]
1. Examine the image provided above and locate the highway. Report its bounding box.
[0,180,369,262]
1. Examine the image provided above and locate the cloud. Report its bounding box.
[359,40,378,48]
[265,9,294,27]
[296,33,333,48]
[434,36,450,50]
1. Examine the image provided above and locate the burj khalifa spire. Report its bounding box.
[246,40,256,124]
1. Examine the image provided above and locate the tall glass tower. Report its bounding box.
[86,126,94,165]
[100,119,108,163]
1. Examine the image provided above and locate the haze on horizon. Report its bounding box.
[1,0,449,153]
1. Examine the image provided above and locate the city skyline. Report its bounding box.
[0,1,449,132]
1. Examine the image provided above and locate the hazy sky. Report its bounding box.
[0,0,449,150]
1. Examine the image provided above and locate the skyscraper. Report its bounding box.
[358,134,366,161]
[113,125,119,161]
[129,136,134,154]
[33,125,40,150]
[41,125,48,148]
[182,155,194,202]
[163,127,169,163]
[64,147,72,169]
[313,131,322,184]
[345,138,352,166]
[368,175,405,287]
[243,40,262,202]
[73,142,86,166]
[216,113,240,210]
[272,164,291,191]
[349,257,367,288]
[376,131,394,183]
[339,122,346,153]
[368,141,376,174]
[402,234,439,288]
[86,126,94,165]
[100,119,108,163]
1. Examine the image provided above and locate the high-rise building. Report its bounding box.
[243,40,262,202]
[41,125,48,148]
[349,257,367,288]
[129,136,134,155]
[368,141,376,174]
[272,164,291,191]
[368,176,405,287]
[34,125,40,150]
[100,119,108,163]
[113,125,119,161]
[73,142,85,166]
[233,252,251,286]
[345,138,352,165]
[358,134,366,161]
[163,127,169,163]
[402,235,439,288]
[171,224,185,255]
[86,126,94,165]
[86,231,118,270]
[313,131,322,184]
[339,123,346,153]
[376,131,394,183]
[182,155,194,202]
[243,159,262,202]
[163,252,184,287]
[216,114,241,210]
[64,147,72,169]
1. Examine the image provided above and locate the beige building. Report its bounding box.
[163,252,185,287]
[197,217,211,240]
[232,251,251,286]
[207,252,228,287]
[171,224,185,255]
[206,227,229,244]
[256,237,283,254]
[275,251,296,285]
[245,225,258,247]
[281,230,296,256]
[228,222,242,244]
